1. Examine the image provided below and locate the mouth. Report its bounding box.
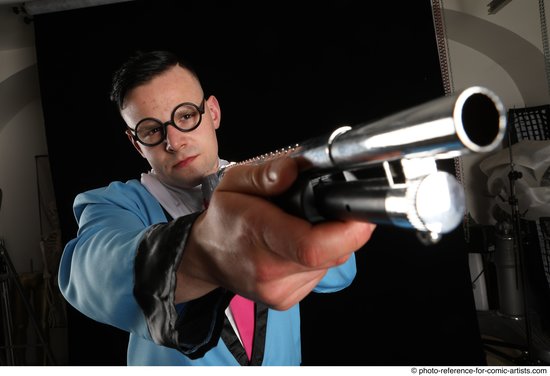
[174,155,198,169]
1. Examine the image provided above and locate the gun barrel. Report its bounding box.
[210,86,508,243]
[293,86,506,174]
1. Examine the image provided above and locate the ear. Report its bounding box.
[205,95,221,130]
[126,130,146,158]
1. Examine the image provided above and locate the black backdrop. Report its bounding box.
[33,0,486,365]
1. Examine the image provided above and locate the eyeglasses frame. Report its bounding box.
[126,97,206,147]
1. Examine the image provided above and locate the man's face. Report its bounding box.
[121,65,221,189]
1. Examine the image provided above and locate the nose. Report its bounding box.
[164,123,187,152]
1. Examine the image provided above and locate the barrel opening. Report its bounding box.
[461,93,501,147]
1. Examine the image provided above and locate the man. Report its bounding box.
[58,50,375,365]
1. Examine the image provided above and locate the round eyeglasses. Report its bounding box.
[127,98,205,146]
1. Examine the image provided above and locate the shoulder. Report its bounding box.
[76,179,150,203]
[73,179,160,218]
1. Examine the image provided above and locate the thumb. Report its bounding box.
[217,157,299,197]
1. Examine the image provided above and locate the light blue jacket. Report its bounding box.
[58,179,356,365]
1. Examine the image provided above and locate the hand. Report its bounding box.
[176,157,376,310]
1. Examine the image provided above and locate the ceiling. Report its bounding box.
[0,0,135,15]
[0,0,517,15]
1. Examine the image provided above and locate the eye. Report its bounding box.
[178,112,192,121]
[174,105,199,127]
[137,120,163,139]
[148,126,162,135]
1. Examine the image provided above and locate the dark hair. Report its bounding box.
[110,50,200,110]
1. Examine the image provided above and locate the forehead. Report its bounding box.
[122,66,202,123]
[129,65,201,104]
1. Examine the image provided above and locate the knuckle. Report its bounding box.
[295,241,322,268]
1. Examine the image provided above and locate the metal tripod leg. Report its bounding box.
[0,258,15,365]
[0,239,56,365]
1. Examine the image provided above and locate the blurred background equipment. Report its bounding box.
[475,105,550,365]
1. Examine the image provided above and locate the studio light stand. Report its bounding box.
[0,189,56,365]
[481,133,542,365]
[0,239,57,365]
[505,135,533,358]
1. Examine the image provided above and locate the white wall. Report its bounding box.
[0,5,47,274]
[0,5,70,365]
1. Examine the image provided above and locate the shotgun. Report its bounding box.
[203,86,507,244]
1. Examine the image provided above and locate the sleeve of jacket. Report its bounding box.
[58,180,231,359]
[313,253,357,293]
[133,215,233,358]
